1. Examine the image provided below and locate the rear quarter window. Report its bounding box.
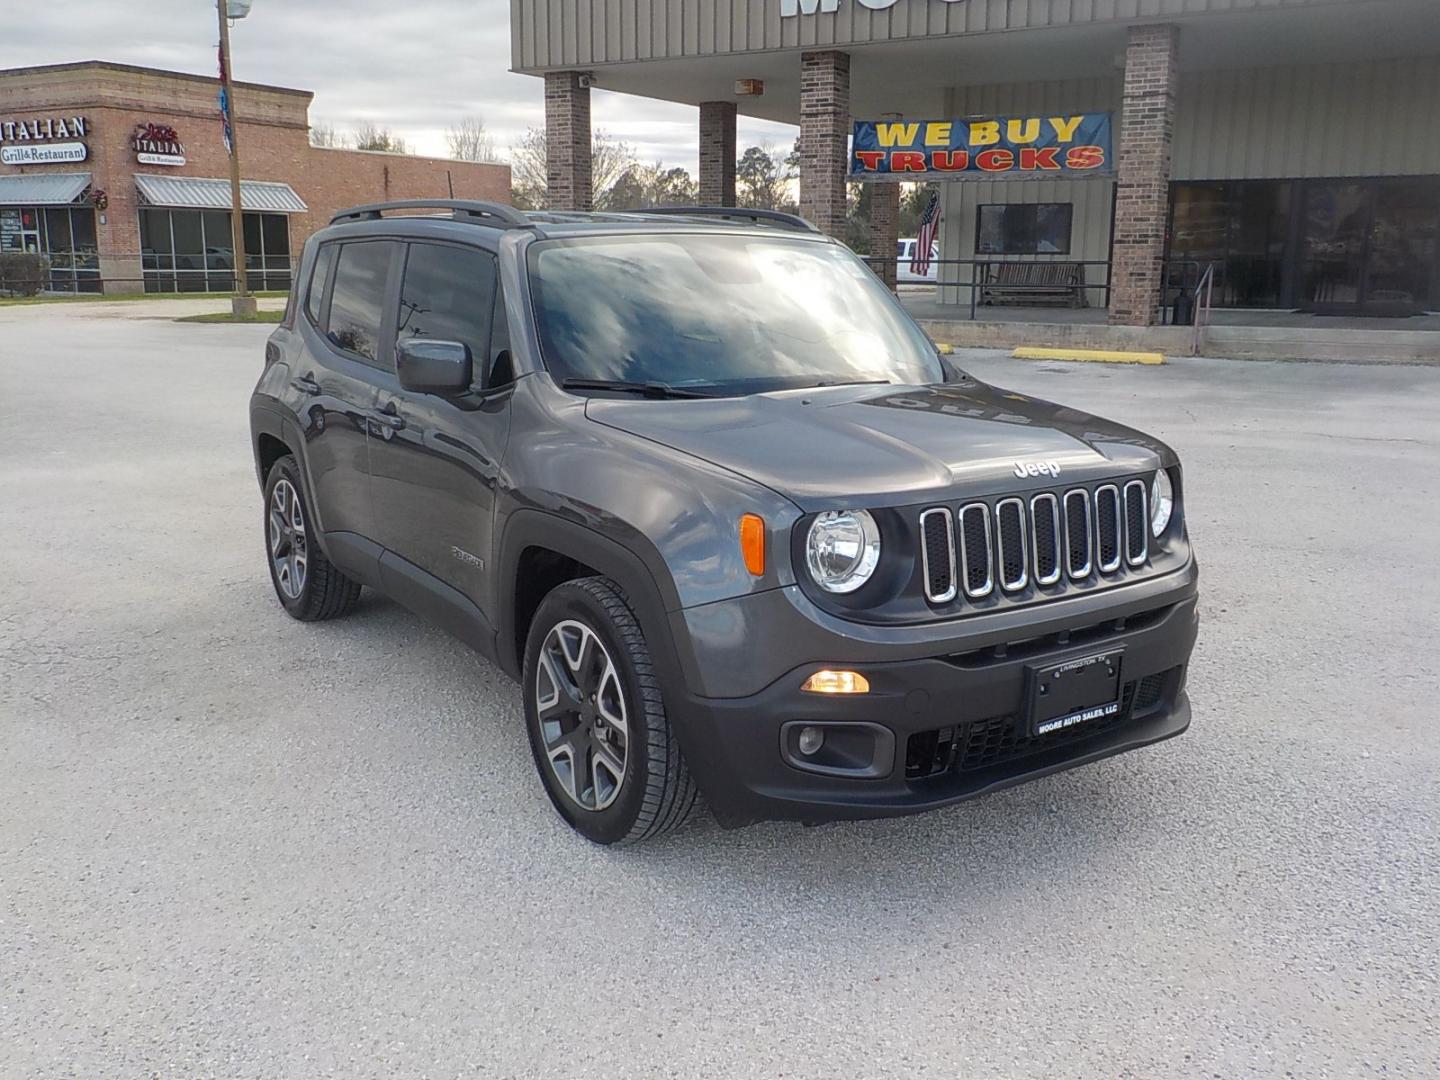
[305,242,336,326]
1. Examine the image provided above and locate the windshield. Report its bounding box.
[527,233,944,394]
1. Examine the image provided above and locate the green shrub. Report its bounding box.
[0,252,50,297]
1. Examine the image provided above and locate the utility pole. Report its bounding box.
[217,0,256,317]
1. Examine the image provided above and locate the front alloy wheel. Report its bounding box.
[535,620,630,811]
[521,576,701,844]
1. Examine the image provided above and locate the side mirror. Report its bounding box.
[397,338,472,396]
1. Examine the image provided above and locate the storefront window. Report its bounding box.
[139,208,292,294]
[976,204,1073,255]
[0,205,101,294]
[1168,181,1291,308]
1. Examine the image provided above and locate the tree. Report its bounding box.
[604,162,697,210]
[445,116,496,163]
[353,122,409,154]
[309,121,347,149]
[736,145,792,211]
[510,126,637,209]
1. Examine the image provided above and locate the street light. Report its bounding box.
[217,0,255,317]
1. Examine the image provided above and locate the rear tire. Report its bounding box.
[262,455,362,622]
[522,576,701,845]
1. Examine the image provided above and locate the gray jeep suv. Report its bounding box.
[250,200,1198,845]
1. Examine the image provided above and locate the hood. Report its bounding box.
[584,380,1173,510]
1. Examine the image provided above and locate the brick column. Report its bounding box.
[869,183,899,291]
[545,71,592,211]
[798,51,850,238]
[699,101,737,207]
[1109,24,1179,326]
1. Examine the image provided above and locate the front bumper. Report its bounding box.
[670,589,1199,826]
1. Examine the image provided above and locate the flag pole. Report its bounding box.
[217,0,254,317]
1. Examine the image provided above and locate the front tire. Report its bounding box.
[262,455,362,622]
[522,576,700,845]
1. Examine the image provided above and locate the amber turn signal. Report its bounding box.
[800,669,871,695]
[739,513,766,576]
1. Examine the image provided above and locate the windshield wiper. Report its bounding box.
[561,378,718,400]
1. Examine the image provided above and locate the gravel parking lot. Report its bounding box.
[2,305,1437,1079]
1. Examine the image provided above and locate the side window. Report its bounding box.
[327,241,394,364]
[398,243,498,386]
[305,242,336,326]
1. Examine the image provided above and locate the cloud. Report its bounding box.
[0,0,796,172]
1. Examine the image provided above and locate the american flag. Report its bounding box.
[911,188,941,276]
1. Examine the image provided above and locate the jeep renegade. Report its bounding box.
[250,201,1198,845]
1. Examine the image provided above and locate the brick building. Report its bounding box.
[0,61,510,294]
[511,0,1440,326]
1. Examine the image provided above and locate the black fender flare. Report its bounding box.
[249,402,336,549]
[495,508,693,691]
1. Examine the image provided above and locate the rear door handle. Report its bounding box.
[290,375,321,396]
[370,404,406,431]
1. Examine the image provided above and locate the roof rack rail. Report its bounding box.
[330,200,531,228]
[634,206,820,233]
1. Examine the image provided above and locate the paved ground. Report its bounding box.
[2,308,1438,1079]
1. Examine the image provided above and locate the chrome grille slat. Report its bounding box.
[957,503,994,599]
[1063,489,1092,579]
[1029,493,1062,586]
[1123,479,1149,566]
[995,498,1028,592]
[1094,484,1122,573]
[918,478,1151,603]
[918,507,957,604]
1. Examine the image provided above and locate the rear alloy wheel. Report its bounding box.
[262,455,362,622]
[269,479,309,601]
[523,577,701,845]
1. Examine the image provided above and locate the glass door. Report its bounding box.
[1301,182,1369,313]
[1301,179,1440,315]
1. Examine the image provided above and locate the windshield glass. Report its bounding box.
[528,233,944,393]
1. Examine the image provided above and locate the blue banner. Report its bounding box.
[850,113,1113,181]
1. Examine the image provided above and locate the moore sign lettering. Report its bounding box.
[782,0,963,14]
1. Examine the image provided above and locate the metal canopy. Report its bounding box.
[0,172,92,206]
[134,174,308,214]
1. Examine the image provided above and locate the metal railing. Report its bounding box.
[1192,262,1217,356]
[861,256,1114,318]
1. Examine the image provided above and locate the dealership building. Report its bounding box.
[0,61,510,294]
[512,0,1440,346]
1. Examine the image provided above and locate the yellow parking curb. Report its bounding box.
[1012,347,1165,365]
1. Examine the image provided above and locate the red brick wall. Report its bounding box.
[698,101,736,208]
[0,62,510,291]
[544,71,591,211]
[1109,24,1179,327]
[798,51,850,239]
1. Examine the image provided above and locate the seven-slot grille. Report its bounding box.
[920,480,1153,605]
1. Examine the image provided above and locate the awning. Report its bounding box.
[134,174,308,214]
[0,172,92,206]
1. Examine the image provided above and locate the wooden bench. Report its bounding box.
[979,262,1088,308]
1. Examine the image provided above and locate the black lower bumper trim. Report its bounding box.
[671,594,1199,826]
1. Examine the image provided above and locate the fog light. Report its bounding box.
[797,726,826,757]
[800,669,870,695]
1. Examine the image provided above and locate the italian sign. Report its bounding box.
[132,123,187,167]
[1,143,88,165]
[850,114,1113,181]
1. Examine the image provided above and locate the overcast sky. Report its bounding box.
[1,0,796,172]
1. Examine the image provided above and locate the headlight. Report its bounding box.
[806,510,881,594]
[1150,469,1174,537]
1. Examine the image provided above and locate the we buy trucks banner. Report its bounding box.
[850,113,1113,181]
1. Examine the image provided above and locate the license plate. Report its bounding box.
[1026,649,1123,737]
